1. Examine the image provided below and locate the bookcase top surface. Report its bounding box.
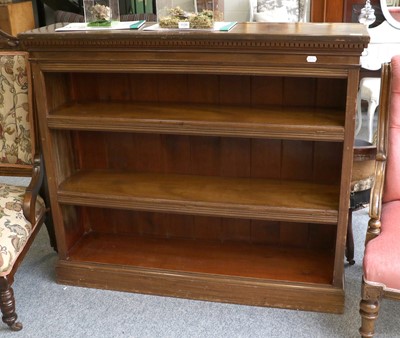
[19,22,369,51]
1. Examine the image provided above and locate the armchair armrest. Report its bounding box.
[367,62,392,242]
[0,29,19,49]
[368,156,386,241]
[23,153,45,224]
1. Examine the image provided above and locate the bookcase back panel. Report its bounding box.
[72,131,343,184]
[73,206,337,251]
[45,73,347,110]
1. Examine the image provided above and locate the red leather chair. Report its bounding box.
[359,55,400,337]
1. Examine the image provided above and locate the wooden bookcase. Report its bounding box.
[20,22,369,313]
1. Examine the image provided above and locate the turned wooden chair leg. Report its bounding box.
[346,208,355,265]
[0,277,22,331]
[359,298,380,338]
[359,280,384,338]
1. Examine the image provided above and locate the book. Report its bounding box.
[217,22,237,32]
[55,20,146,32]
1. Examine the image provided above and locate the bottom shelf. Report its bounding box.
[68,232,334,284]
[57,232,344,313]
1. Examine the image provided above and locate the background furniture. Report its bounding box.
[344,0,382,24]
[31,0,375,25]
[33,0,157,27]
[360,20,400,71]
[20,22,368,314]
[53,9,157,23]
[356,77,381,142]
[0,1,35,35]
[129,0,155,14]
[381,0,400,28]
[346,139,376,265]
[359,55,400,337]
[249,0,310,22]
[360,0,400,71]
[0,30,46,331]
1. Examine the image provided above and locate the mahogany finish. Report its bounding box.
[312,0,345,22]
[19,22,369,313]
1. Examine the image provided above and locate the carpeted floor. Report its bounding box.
[2,113,399,338]
[1,204,399,337]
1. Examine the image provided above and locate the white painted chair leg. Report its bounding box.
[355,91,363,136]
[367,101,378,143]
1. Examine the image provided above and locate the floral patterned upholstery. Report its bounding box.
[0,184,45,276]
[0,51,43,277]
[0,52,33,167]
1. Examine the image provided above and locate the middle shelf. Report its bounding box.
[58,170,340,224]
[47,102,345,141]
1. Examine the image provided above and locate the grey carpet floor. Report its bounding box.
[1,208,399,338]
[2,113,398,338]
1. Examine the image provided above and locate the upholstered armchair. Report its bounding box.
[0,30,46,330]
[249,0,309,22]
[359,55,400,337]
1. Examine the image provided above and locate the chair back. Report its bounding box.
[0,32,35,177]
[383,55,400,202]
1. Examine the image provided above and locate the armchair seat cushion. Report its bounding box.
[0,183,45,276]
[363,200,400,291]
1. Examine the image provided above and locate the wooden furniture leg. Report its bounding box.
[359,299,380,338]
[359,280,384,338]
[346,189,371,265]
[346,208,355,265]
[0,277,22,331]
[347,138,376,265]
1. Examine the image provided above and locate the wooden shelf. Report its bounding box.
[58,170,340,224]
[68,232,335,284]
[48,102,345,141]
[57,235,342,312]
